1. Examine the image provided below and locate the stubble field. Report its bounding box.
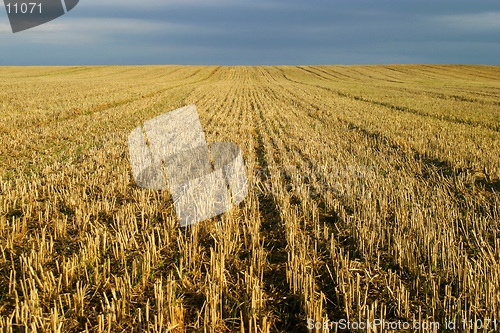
[0,65,499,332]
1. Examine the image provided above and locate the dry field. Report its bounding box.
[0,65,499,332]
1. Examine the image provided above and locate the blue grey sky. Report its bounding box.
[1,0,499,65]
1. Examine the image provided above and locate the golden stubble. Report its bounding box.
[0,65,499,332]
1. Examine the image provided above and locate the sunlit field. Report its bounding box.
[0,65,499,332]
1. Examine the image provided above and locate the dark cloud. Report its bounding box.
[0,0,498,65]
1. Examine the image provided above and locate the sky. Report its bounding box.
[0,0,499,66]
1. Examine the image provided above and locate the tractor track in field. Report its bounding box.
[275,67,500,132]
[268,75,500,197]
[252,89,305,332]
